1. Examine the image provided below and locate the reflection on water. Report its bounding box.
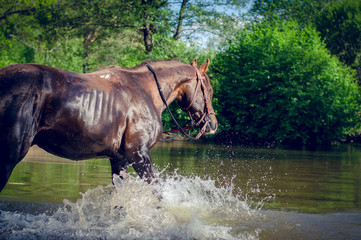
[1,142,361,239]
[1,147,111,203]
[154,142,361,213]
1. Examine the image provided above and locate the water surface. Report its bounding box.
[1,142,360,239]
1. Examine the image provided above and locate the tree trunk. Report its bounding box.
[142,0,154,53]
[82,31,99,73]
[143,21,153,53]
[173,0,187,40]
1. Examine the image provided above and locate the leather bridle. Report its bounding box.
[146,64,214,140]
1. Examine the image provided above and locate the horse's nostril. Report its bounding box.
[213,123,218,132]
[207,117,218,132]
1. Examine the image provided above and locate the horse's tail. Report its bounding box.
[0,64,48,192]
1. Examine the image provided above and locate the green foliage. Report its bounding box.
[0,0,244,71]
[316,0,361,83]
[250,0,361,84]
[212,20,361,145]
[90,31,214,69]
[34,38,86,73]
[250,0,330,26]
[0,29,34,67]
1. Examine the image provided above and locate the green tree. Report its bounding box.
[316,0,361,84]
[251,0,361,84]
[0,0,59,67]
[171,0,247,39]
[1,0,247,71]
[212,20,360,145]
[250,0,332,26]
[52,0,144,72]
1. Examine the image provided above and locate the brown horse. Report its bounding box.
[0,59,218,192]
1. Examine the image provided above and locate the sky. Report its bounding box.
[169,1,254,49]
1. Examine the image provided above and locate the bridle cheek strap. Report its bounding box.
[196,120,209,139]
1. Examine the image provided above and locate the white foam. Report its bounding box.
[0,172,261,239]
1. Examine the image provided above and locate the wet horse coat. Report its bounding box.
[0,60,217,191]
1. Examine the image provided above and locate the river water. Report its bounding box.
[0,141,360,239]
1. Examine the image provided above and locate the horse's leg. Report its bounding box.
[120,112,160,183]
[0,162,13,192]
[0,140,32,192]
[0,106,34,192]
[125,146,157,184]
[110,155,129,179]
[0,118,34,192]
[110,149,156,183]
[0,94,43,192]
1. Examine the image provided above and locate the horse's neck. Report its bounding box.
[151,64,193,113]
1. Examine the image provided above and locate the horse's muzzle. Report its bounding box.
[205,115,218,135]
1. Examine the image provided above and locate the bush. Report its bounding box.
[0,29,35,68]
[212,20,361,145]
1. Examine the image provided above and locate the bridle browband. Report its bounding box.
[146,63,214,140]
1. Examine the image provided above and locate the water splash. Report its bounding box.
[0,172,261,239]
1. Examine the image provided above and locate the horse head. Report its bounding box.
[178,59,218,136]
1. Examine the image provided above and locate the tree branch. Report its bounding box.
[173,0,187,40]
[9,34,60,53]
[0,8,35,21]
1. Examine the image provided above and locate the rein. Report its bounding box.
[146,64,211,141]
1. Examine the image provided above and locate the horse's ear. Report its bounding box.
[191,59,197,67]
[199,58,210,73]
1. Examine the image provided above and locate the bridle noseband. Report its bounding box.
[146,64,214,140]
